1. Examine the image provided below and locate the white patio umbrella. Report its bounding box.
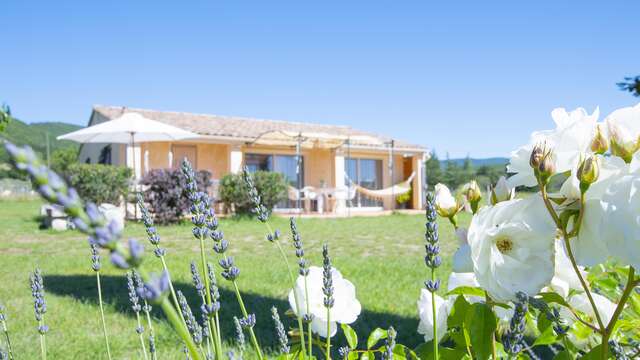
[58,112,199,218]
[58,112,199,176]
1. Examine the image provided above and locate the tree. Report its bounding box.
[617,76,640,97]
[0,104,10,132]
[424,150,442,189]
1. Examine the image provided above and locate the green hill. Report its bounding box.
[0,118,82,163]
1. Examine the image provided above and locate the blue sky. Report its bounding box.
[2,1,639,158]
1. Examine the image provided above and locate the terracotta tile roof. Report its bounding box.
[92,105,425,151]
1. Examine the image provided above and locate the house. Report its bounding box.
[79,105,428,214]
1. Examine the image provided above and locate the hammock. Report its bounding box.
[348,172,415,200]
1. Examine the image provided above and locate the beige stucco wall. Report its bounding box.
[139,141,424,210]
[141,142,230,179]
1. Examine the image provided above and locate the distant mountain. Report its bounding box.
[443,157,509,168]
[0,118,82,163]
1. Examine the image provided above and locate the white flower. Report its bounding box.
[434,183,458,217]
[452,228,473,273]
[559,154,627,202]
[507,107,598,188]
[288,266,361,338]
[467,195,557,302]
[605,103,640,161]
[447,272,483,303]
[417,289,449,343]
[548,240,586,298]
[594,172,640,268]
[567,292,617,325]
[490,176,515,205]
[563,153,640,266]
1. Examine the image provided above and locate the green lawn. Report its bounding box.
[0,199,468,359]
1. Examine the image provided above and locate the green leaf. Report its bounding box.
[464,303,497,360]
[366,328,388,349]
[532,326,557,346]
[580,344,610,360]
[392,344,420,360]
[553,350,572,360]
[360,351,375,360]
[446,286,486,298]
[341,324,358,349]
[413,341,434,360]
[538,292,570,308]
[536,311,552,333]
[448,295,471,328]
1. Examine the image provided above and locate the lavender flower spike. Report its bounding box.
[322,245,334,308]
[177,291,203,346]
[271,307,290,354]
[137,271,171,303]
[233,316,246,351]
[424,192,441,292]
[0,304,13,360]
[290,218,309,276]
[30,267,48,360]
[503,292,528,355]
[242,167,269,222]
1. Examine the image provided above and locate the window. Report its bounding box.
[245,153,304,208]
[345,158,383,207]
[98,145,112,165]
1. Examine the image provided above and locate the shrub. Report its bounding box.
[218,171,287,215]
[140,168,212,224]
[50,147,78,175]
[66,164,132,205]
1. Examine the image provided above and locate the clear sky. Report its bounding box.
[2,1,639,158]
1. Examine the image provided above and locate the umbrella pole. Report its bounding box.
[347,137,351,218]
[296,134,302,215]
[130,132,137,220]
[389,140,394,212]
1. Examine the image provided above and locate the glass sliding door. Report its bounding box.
[345,158,383,208]
[245,153,304,209]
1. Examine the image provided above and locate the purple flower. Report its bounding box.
[137,271,170,303]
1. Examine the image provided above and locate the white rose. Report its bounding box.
[567,292,617,325]
[596,173,640,268]
[452,228,473,273]
[605,103,640,160]
[467,195,557,302]
[548,240,586,298]
[507,107,598,188]
[434,183,458,217]
[417,289,449,343]
[447,272,483,303]
[288,266,361,338]
[572,152,640,266]
[490,176,515,205]
[559,154,627,202]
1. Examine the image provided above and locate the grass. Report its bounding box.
[0,198,469,359]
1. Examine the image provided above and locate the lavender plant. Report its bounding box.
[322,244,334,358]
[233,316,246,358]
[127,271,149,360]
[29,268,48,360]
[135,271,158,360]
[138,194,190,334]
[4,142,201,358]
[423,193,440,358]
[90,244,112,360]
[242,168,309,358]
[182,160,224,358]
[271,307,290,355]
[0,304,13,360]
